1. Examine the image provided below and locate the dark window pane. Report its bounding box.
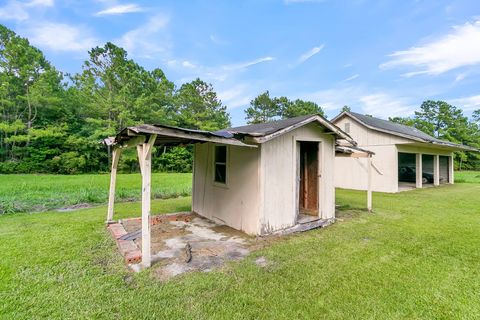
[215,146,227,163]
[215,164,226,183]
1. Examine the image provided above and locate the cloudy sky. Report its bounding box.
[1,0,479,126]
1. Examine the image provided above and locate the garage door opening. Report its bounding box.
[422,154,434,185]
[439,156,450,184]
[398,153,416,187]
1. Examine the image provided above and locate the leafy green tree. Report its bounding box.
[245,91,279,124]
[473,109,480,123]
[0,24,65,163]
[389,116,416,127]
[391,100,480,170]
[246,91,324,124]
[341,105,351,112]
[280,98,325,118]
[175,78,230,131]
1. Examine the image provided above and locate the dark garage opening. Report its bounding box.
[398,152,416,183]
[439,156,450,184]
[422,154,434,185]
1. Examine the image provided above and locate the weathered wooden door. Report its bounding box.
[298,141,319,215]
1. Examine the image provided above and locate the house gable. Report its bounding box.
[333,113,411,147]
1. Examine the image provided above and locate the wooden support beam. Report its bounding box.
[120,135,146,149]
[449,154,454,184]
[106,148,122,223]
[433,154,440,186]
[136,145,144,176]
[367,156,372,212]
[141,135,156,268]
[350,152,370,158]
[416,153,423,189]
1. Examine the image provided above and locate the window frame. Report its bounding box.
[213,145,228,186]
[344,122,351,134]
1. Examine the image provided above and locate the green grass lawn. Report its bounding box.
[0,173,192,214]
[1,179,480,319]
[454,170,480,183]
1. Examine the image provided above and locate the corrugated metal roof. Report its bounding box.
[215,114,356,145]
[349,112,439,141]
[107,114,358,148]
[215,115,313,137]
[340,112,478,151]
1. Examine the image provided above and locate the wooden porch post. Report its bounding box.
[416,153,423,189]
[106,147,122,223]
[433,154,440,186]
[449,154,454,184]
[140,135,157,268]
[367,156,372,212]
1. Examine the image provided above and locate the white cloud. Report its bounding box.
[342,74,359,82]
[298,45,324,64]
[210,34,228,45]
[117,14,170,58]
[0,0,54,21]
[284,0,325,4]
[223,56,274,70]
[168,60,197,69]
[0,1,29,21]
[181,60,196,68]
[26,0,54,7]
[455,73,467,82]
[300,87,362,111]
[359,93,414,118]
[27,22,98,52]
[96,3,144,16]
[297,86,414,118]
[217,84,251,109]
[450,95,480,111]
[380,20,480,76]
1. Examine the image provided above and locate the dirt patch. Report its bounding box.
[120,214,255,281]
[56,203,93,212]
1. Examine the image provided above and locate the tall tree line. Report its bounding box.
[389,100,480,170]
[1,24,479,173]
[0,25,230,173]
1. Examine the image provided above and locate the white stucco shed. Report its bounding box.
[104,114,357,267]
[332,111,478,193]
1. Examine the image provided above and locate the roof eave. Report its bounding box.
[251,115,357,145]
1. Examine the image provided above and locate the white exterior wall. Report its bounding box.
[335,145,399,193]
[192,143,260,235]
[260,123,336,234]
[335,116,411,146]
[334,114,456,193]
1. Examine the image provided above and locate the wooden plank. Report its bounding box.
[141,135,156,268]
[449,155,454,184]
[367,156,372,212]
[303,150,308,209]
[433,154,440,186]
[136,145,144,176]
[121,135,146,148]
[106,148,122,223]
[130,125,257,148]
[416,153,423,189]
[349,152,369,158]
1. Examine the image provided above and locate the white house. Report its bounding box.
[105,115,358,267]
[332,111,478,193]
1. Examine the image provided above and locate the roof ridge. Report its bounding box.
[346,111,477,150]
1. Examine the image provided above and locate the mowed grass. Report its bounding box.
[0,173,192,214]
[455,170,480,183]
[1,182,480,319]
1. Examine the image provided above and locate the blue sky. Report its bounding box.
[1,0,480,126]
